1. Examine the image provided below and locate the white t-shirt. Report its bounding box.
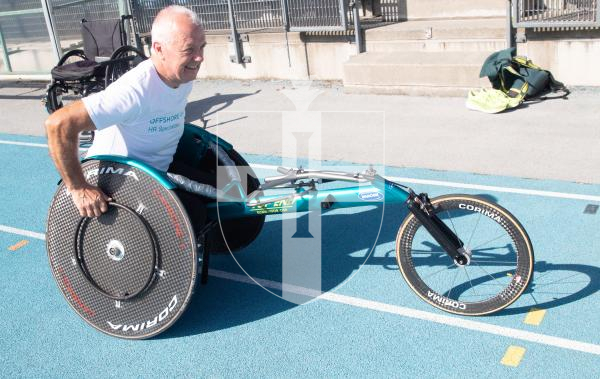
[83,59,192,171]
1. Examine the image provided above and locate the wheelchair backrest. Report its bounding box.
[81,19,126,62]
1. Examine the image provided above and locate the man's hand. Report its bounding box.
[70,184,112,218]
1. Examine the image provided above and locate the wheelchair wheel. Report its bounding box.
[208,148,265,254]
[44,50,89,114]
[47,159,197,339]
[396,195,534,316]
[57,49,87,66]
[171,126,265,254]
[105,45,147,87]
[44,81,94,146]
[44,82,63,114]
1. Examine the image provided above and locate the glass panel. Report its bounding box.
[0,1,56,73]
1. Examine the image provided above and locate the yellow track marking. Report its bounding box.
[524,308,547,326]
[501,346,526,367]
[8,239,29,251]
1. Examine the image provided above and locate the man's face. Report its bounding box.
[156,19,206,88]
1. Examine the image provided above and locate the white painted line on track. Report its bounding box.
[2,139,599,201]
[252,163,600,202]
[209,269,600,356]
[0,225,45,240]
[0,140,48,148]
[0,139,87,151]
[2,223,599,356]
[387,177,600,203]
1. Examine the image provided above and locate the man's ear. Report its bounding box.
[152,42,163,57]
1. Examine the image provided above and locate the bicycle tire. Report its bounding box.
[396,194,534,316]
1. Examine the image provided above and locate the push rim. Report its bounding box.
[74,202,159,301]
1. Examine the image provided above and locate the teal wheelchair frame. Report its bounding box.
[47,123,535,339]
[93,124,534,315]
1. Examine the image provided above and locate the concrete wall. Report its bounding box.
[195,1,600,87]
[195,28,600,87]
[197,32,355,81]
[401,0,506,19]
[517,29,600,86]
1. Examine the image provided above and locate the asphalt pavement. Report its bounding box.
[1,79,598,184]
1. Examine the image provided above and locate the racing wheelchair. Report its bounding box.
[43,16,147,144]
[46,124,535,339]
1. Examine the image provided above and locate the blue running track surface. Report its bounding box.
[1,133,599,378]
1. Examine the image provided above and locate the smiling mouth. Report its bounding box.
[185,64,200,70]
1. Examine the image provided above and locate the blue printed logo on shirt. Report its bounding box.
[147,112,184,133]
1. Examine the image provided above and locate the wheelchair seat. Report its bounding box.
[50,60,102,81]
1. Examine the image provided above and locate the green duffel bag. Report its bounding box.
[480,48,569,102]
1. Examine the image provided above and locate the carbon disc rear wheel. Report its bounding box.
[47,160,196,339]
[396,195,534,316]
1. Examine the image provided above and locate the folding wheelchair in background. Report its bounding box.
[43,15,147,144]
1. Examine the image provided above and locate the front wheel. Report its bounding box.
[396,195,534,316]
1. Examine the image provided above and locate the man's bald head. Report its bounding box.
[150,5,206,88]
[151,5,203,49]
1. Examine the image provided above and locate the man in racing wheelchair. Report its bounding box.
[45,6,268,340]
[46,5,206,221]
[46,4,263,258]
[44,8,534,339]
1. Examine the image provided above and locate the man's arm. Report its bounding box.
[45,100,111,217]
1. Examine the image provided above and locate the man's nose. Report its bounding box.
[193,51,204,62]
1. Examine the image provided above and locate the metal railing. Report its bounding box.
[513,0,600,27]
[0,1,59,73]
[0,0,387,74]
[0,1,49,41]
[379,0,404,22]
[130,1,284,34]
[287,0,347,31]
[129,0,350,34]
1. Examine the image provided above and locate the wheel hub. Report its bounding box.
[454,247,472,266]
[106,240,125,262]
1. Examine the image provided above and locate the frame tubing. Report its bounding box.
[206,179,411,220]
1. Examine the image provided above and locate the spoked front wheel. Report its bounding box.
[396,195,534,316]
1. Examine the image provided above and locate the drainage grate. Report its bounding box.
[584,204,599,214]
